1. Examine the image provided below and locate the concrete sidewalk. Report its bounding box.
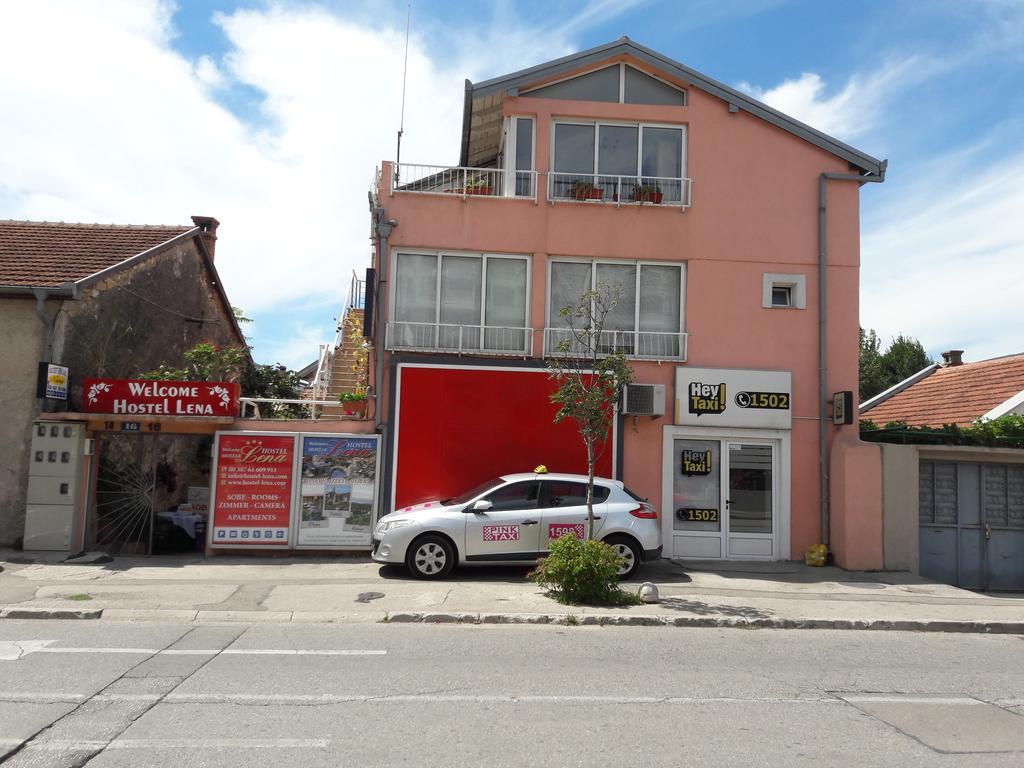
[2,551,1023,632]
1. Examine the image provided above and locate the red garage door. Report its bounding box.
[393,365,615,509]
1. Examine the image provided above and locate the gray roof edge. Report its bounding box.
[471,38,884,175]
[859,364,941,414]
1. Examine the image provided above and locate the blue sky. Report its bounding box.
[2,1,1022,368]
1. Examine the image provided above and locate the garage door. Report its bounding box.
[392,364,614,509]
[919,460,1024,590]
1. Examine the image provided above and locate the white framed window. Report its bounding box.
[762,273,806,310]
[547,258,685,359]
[392,251,531,352]
[502,116,535,197]
[550,120,686,202]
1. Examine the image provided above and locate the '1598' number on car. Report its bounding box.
[677,508,718,522]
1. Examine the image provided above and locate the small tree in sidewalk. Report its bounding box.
[547,284,634,540]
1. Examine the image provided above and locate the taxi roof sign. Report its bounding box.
[533,464,548,474]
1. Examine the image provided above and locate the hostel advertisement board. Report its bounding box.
[210,433,296,546]
[82,378,240,416]
[675,368,793,429]
[295,435,380,548]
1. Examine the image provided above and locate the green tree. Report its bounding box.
[860,328,933,401]
[547,285,635,539]
[240,363,306,418]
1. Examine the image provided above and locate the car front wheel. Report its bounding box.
[406,534,455,579]
[605,535,641,580]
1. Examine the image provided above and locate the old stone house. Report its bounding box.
[0,216,245,545]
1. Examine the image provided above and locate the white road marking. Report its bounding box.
[23,738,328,751]
[0,640,55,660]
[840,695,986,705]
[1,643,386,658]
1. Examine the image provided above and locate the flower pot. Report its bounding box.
[466,186,494,196]
[573,188,604,201]
[632,191,663,204]
[340,400,367,418]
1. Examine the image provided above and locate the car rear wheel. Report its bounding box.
[406,534,455,579]
[605,535,641,580]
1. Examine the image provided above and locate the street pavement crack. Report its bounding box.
[3,626,199,765]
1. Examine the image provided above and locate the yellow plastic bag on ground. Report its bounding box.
[804,543,828,567]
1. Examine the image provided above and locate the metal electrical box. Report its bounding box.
[24,421,85,551]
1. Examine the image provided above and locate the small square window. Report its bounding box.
[50,426,59,437]
[61,452,70,463]
[771,286,793,307]
[37,425,46,437]
[59,483,69,495]
[763,273,806,310]
[35,451,44,462]
[48,451,57,462]
[63,427,74,437]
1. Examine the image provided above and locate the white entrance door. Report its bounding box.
[666,437,778,560]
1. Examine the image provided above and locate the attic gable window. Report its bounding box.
[523,63,685,106]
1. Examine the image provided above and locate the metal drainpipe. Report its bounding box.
[818,164,886,548]
[32,287,68,413]
[371,208,396,431]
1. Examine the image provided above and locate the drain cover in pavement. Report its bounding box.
[356,592,385,603]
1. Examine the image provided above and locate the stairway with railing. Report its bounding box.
[309,272,368,419]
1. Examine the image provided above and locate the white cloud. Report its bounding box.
[861,145,1024,361]
[0,0,626,364]
[737,57,934,141]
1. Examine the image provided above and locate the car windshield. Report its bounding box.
[441,478,505,506]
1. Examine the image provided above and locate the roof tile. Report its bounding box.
[864,354,1024,427]
[0,220,193,288]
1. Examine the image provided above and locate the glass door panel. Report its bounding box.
[727,444,773,534]
[672,440,721,532]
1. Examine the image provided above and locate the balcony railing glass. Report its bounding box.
[386,321,533,356]
[547,173,692,208]
[391,164,537,201]
[543,328,688,361]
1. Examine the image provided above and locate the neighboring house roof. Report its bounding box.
[861,354,1024,427]
[460,36,885,176]
[0,218,246,347]
[0,220,193,288]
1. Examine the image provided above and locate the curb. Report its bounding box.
[1,607,102,620]
[383,611,1024,634]
[3,606,1022,634]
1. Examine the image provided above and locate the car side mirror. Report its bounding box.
[466,499,492,513]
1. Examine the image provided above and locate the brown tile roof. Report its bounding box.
[0,220,193,288]
[864,354,1024,427]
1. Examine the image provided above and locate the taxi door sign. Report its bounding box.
[483,525,519,542]
[688,382,727,416]
[681,449,713,476]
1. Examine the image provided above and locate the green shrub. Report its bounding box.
[529,535,639,607]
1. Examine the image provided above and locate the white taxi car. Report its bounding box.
[372,472,661,579]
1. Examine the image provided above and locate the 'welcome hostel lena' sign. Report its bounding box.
[81,378,240,416]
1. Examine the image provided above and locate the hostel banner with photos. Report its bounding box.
[210,433,296,546]
[296,435,380,548]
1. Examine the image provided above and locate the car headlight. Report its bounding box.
[376,519,413,534]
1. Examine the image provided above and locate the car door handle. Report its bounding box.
[521,520,539,526]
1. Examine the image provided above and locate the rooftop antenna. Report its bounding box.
[395,3,411,182]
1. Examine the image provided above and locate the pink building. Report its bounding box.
[365,38,886,567]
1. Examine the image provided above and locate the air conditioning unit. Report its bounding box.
[622,384,665,417]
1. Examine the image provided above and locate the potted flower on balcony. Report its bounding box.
[338,387,368,418]
[631,183,663,204]
[571,179,604,201]
[464,176,494,196]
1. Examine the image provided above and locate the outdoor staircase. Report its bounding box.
[320,308,367,418]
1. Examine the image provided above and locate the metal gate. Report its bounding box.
[919,460,1024,590]
[88,432,212,555]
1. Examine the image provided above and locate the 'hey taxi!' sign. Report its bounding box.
[675,368,792,429]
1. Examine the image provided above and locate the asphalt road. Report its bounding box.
[1,620,1023,767]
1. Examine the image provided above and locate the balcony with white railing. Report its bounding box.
[547,174,692,209]
[543,328,688,361]
[391,164,538,201]
[386,321,534,357]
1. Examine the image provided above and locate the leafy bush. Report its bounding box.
[529,535,640,607]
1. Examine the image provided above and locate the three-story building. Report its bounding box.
[364,38,886,567]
